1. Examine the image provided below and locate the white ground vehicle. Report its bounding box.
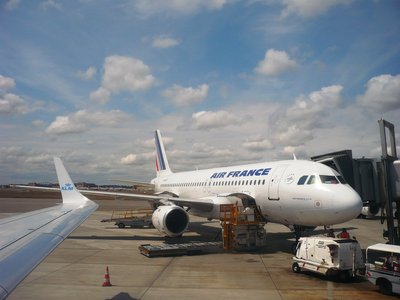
[366,243,400,295]
[292,237,364,281]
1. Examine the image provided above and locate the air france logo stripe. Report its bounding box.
[155,132,166,171]
[155,155,160,172]
[210,168,271,179]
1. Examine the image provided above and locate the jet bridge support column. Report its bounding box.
[379,119,399,245]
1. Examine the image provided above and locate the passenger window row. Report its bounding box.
[160,179,267,188]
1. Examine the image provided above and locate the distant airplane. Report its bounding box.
[55,130,363,238]
[0,158,98,300]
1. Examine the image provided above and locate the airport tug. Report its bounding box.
[292,236,365,281]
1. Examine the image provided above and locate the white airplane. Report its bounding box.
[66,130,363,238]
[0,158,98,300]
[150,130,362,236]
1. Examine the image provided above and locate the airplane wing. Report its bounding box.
[15,186,214,212]
[110,179,155,190]
[0,157,98,299]
[70,189,215,212]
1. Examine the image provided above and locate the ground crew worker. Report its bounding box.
[337,228,350,239]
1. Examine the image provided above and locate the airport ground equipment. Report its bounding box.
[220,204,266,250]
[101,209,153,228]
[139,242,222,257]
[366,243,400,295]
[292,236,364,281]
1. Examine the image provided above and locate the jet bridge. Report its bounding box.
[312,119,400,244]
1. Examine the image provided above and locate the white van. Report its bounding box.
[366,243,400,295]
[292,237,364,281]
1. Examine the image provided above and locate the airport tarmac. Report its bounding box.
[0,194,398,300]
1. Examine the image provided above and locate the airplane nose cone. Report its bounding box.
[332,187,362,223]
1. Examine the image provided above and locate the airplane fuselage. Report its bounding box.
[152,159,362,227]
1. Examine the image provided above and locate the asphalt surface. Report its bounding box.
[0,190,398,299]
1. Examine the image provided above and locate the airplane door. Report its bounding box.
[268,166,287,200]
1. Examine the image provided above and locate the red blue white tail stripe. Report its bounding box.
[155,130,167,172]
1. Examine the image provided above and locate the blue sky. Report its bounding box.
[1,0,400,184]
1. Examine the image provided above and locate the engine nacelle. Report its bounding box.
[152,205,189,237]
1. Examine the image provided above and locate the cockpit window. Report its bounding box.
[297,175,308,185]
[307,175,315,184]
[320,175,339,184]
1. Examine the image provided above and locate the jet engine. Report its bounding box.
[151,205,189,237]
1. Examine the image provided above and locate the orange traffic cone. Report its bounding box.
[102,266,112,287]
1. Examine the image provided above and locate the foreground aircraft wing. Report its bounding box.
[0,158,98,299]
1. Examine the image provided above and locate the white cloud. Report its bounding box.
[357,74,400,112]
[41,0,62,11]
[91,55,155,104]
[32,120,46,127]
[133,0,227,16]
[281,0,353,18]
[286,85,343,122]
[192,110,242,130]
[25,154,52,164]
[0,75,16,90]
[103,55,155,92]
[278,125,313,145]
[45,109,131,135]
[0,93,29,115]
[4,0,20,11]
[282,145,307,159]
[142,136,173,148]
[45,115,86,135]
[255,49,298,76]
[152,36,180,48]
[262,85,344,147]
[0,75,39,115]
[90,87,111,104]
[76,66,96,80]
[120,154,137,165]
[162,84,209,106]
[242,138,274,152]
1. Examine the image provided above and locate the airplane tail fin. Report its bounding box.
[154,130,172,177]
[54,157,89,204]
